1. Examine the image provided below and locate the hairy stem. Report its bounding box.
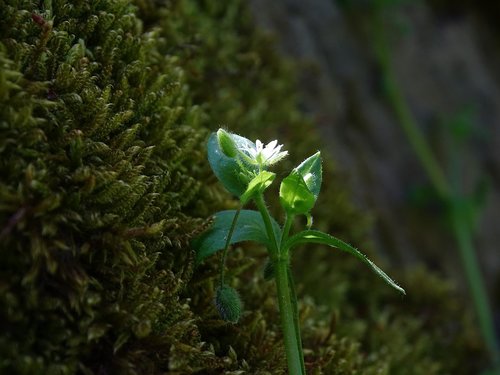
[275,258,305,375]
[219,205,242,287]
[254,194,305,374]
[254,194,279,255]
[287,266,306,372]
[280,212,294,253]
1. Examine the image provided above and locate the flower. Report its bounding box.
[215,129,288,169]
[241,139,288,167]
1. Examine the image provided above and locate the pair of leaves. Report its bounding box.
[192,213,404,295]
[192,210,281,264]
[279,152,322,215]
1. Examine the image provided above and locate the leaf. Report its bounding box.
[240,170,275,204]
[207,133,256,197]
[279,172,315,215]
[192,210,281,263]
[294,152,322,199]
[284,230,405,294]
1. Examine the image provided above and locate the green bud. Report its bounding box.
[215,285,242,323]
[217,129,239,158]
[279,172,315,215]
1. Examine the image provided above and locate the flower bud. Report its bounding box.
[217,129,239,158]
[215,284,242,323]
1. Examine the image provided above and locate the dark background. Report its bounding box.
[248,0,500,339]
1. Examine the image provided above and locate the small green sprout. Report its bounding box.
[192,129,405,375]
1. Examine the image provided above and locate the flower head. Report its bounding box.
[215,129,288,170]
[241,139,288,167]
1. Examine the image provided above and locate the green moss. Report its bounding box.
[0,0,488,374]
[0,1,210,373]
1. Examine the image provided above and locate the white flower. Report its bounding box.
[241,139,288,167]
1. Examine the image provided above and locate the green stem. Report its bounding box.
[451,205,500,368]
[373,18,449,198]
[287,266,306,373]
[254,194,279,255]
[219,205,242,288]
[275,258,305,375]
[254,194,305,374]
[371,13,499,366]
[280,212,294,252]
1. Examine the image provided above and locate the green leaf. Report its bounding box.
[240,170,276,204]
[284,230,405,294]
[207,133,256,197]
[295,152,322,199]
[279,172,315,215]
[192,210,281,263]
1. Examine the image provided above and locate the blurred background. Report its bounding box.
[248,0,500,365]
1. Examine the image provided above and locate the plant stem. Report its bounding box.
[451,204,500,368]
[371,13,499,366]
[372,15,449,198]
[287,266,306,373]
[219,206,242,288]
[254,194,305,374]
[280,212,294,250]
[275,258,305,375]
[254,194,279,255]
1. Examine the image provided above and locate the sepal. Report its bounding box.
[207,132,257,197]
[240,170,275,204]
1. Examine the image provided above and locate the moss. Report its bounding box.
[0,1,211,373]
[0,0,489,374]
